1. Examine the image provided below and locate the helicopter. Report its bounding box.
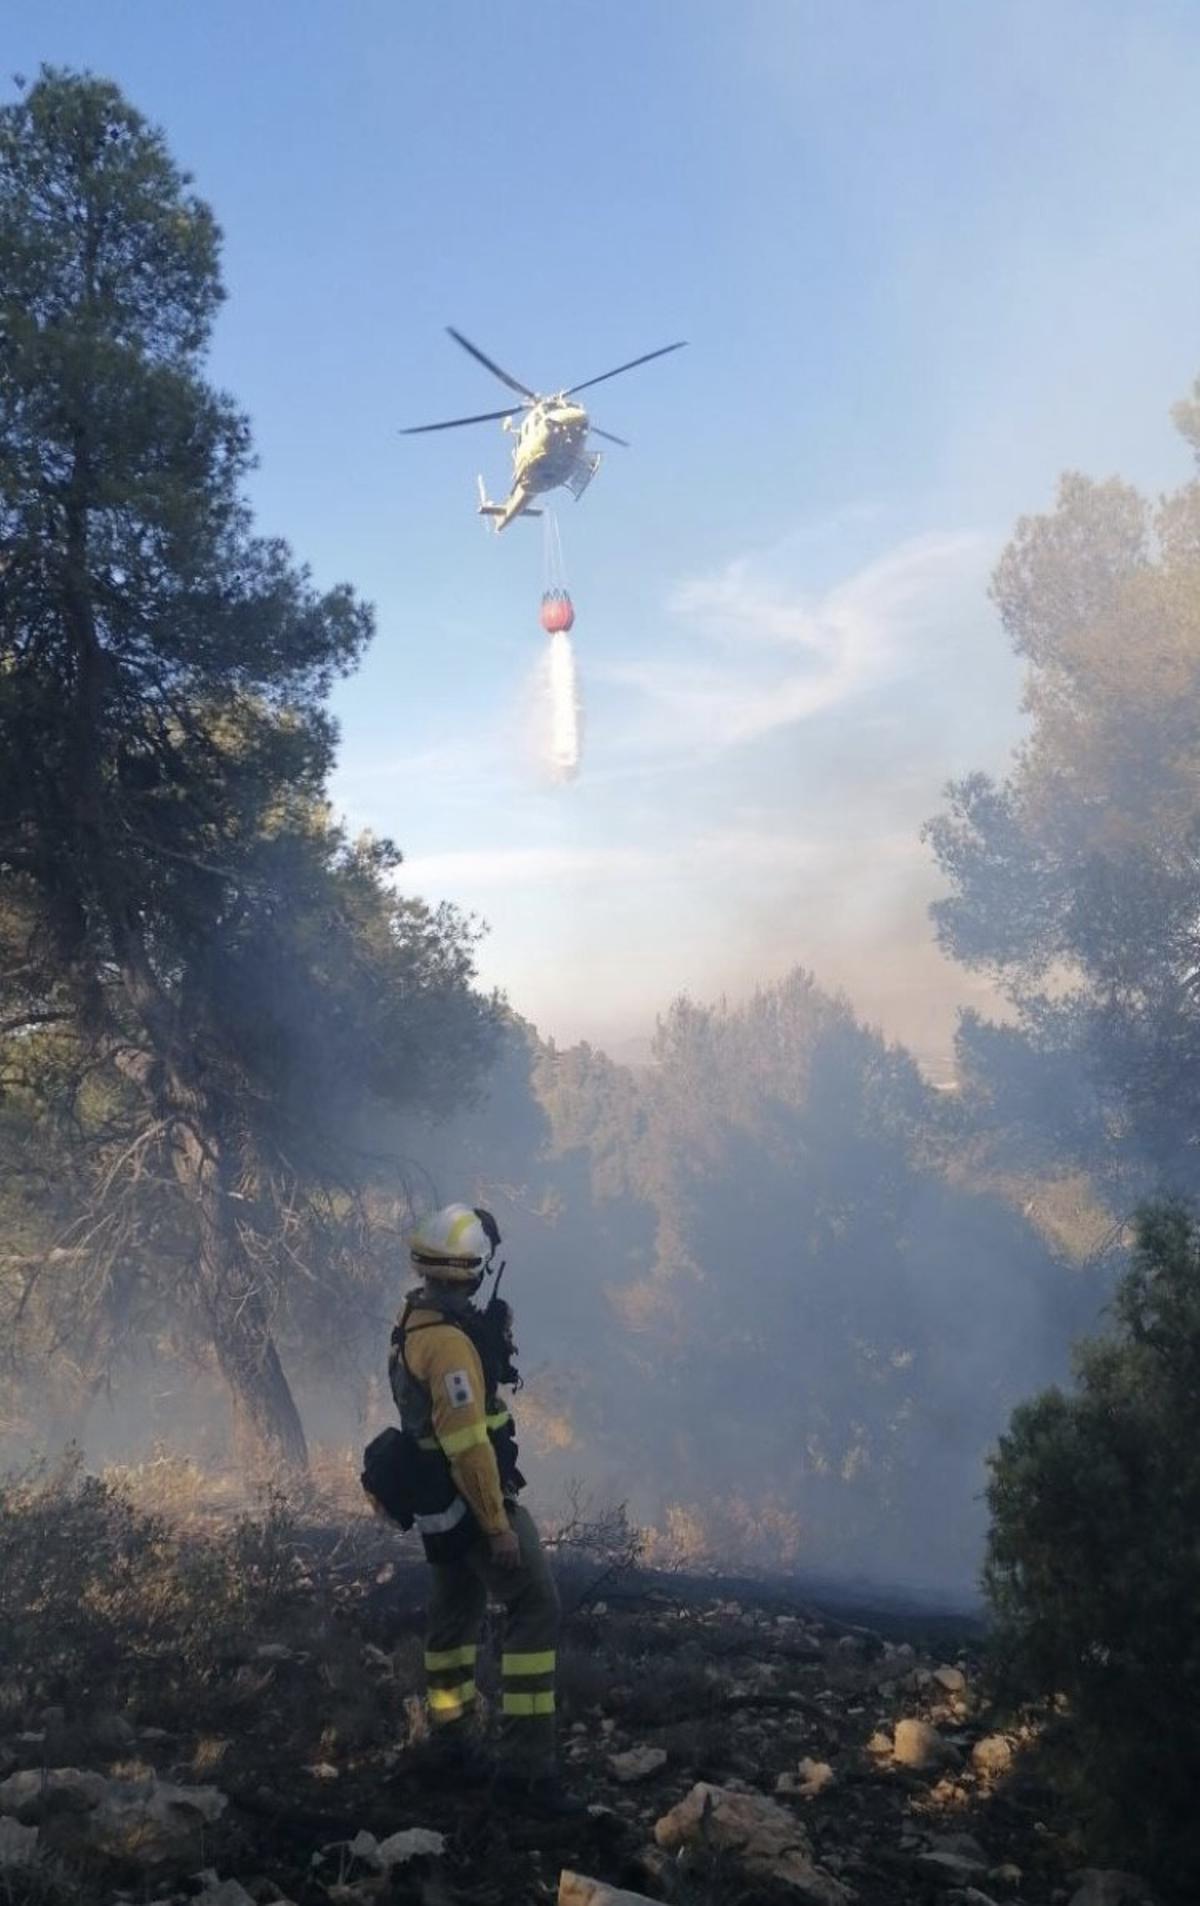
[401,328,687,531]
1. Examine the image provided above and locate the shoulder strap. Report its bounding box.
[392,1298,471,1388]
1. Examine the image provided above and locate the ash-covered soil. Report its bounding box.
[0,1504,1111,1906]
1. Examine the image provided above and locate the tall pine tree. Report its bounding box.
[0,70,498,1466]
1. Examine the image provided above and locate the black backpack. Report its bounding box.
[360,1426,417,1528]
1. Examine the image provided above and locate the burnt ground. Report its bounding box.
[0,1495,1103,1906]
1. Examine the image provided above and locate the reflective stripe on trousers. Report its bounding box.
[501,1647,556,1718]
[424,1502,560,1773]
[424,1640,478,1726]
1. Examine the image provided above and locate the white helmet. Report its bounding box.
[409,1203,499,1283]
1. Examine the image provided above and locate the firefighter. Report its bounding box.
[389,1203,582,1816]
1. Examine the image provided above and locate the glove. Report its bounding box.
[489,1527,521,1570]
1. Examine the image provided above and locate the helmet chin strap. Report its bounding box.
[472,1207,505,1295]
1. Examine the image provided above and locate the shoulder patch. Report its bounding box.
[443,1367,474,1410]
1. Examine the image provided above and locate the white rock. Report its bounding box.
[195,1883,257,1906]
[85,1778,228,1861]
[321,1826,443,1871]
[376,1827,445,1865]
[558,1874,661,1906]
[933,1664,967,1694]
[796,1758,835,1797]
[608,1747,667,1784]
[655,1784,851,1904]
[0,1768,107,1819]
[892,1719,947,1770]
[0,1817,38,1867]
[972,1734,1014,1778]
[865,1729,893,1757]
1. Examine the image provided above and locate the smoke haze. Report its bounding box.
[8,1,1200,1615]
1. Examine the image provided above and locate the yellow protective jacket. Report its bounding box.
[395,1302,509,1538]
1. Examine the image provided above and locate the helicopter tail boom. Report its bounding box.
[477,475,540,530]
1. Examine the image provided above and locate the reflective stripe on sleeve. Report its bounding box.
[501,1650,556,1677]
[425,1644,477,1671]
[486,1409,511,1432]
[438,1420,490,1457]
[502,1690,555,1717]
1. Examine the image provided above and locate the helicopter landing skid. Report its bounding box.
[564,453,601,502]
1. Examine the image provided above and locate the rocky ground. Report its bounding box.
[0,1495,1161,1906]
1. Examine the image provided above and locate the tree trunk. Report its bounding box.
[173,1120,309,1476]
[51,224,308,1483]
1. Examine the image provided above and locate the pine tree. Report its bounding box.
[0,70,498,1466]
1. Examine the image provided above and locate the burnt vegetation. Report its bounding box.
[2,63,1200,1906]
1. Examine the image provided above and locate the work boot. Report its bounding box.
[407,1733,495,1789]
[494,1769,586,1818]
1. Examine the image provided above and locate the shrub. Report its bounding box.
[0,1455,336,1706]
[984,1201,1200,1892]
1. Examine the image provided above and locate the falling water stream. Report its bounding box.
[543,627,581,780]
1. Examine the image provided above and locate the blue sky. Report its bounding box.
[10,1,1200,1062]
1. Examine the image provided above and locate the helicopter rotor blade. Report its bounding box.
[567,340,687,397]
[591,427,630,447]
[399,407,523,434]
[446,327,538,400]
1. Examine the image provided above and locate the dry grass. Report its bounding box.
[98,1440,383,1532]
[0,1451,419,1735]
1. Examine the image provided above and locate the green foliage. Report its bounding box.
[984,1202,1200,1888]
[0,70,499,1458]
[925,413,1200,1197]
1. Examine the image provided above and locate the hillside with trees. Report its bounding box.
[0,71,1119,1592]
[4,61,1200,1905]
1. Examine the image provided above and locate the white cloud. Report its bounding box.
[356,518,1021,1068]
[602,528,994,756]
